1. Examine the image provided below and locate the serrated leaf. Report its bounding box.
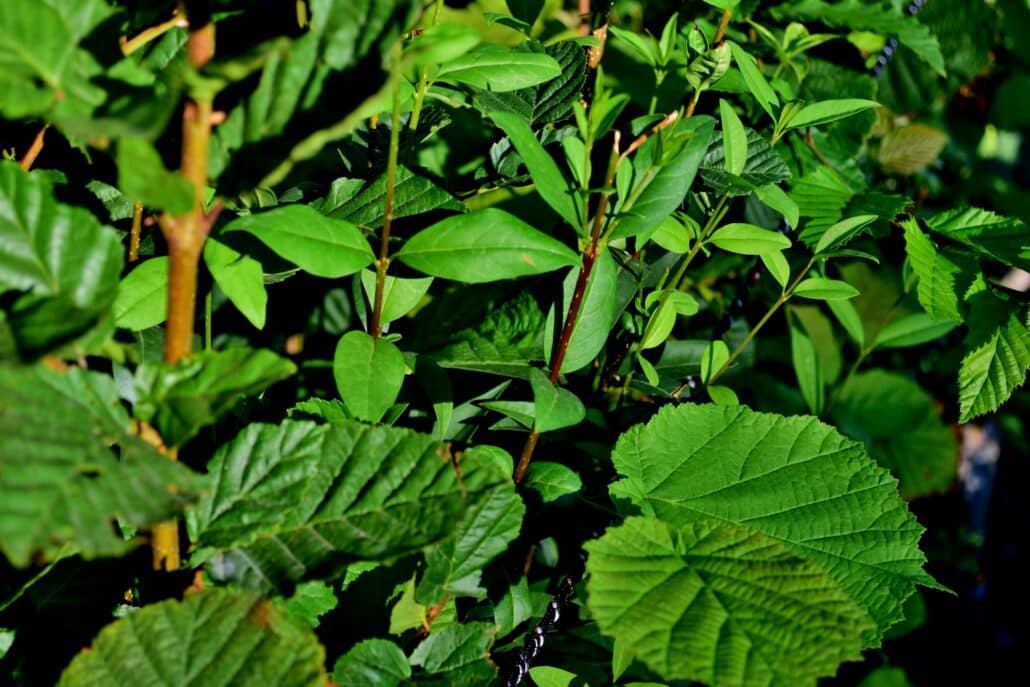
[773,0,945,76]
[530,368,586,433]
[57,589,326,687]
[188,420,476,589]
[323,165,463,231]
[437,44,561,91]
[545,247,621,374]
[878,123,948,175]
[333,638,410,687]
[608,404,939,635]
[0,366,199,567]
[417,449,524,603]
[613,116,715,239]
[873,312,959,349]
[112,257,169,331]
[116,138,194,215]
[902,219,973,322]
[793,278,859,300]
[134,347,296,447]
[409,622,497,682]
[709,223,792,255]
[490,110,583,229]
[0,162,123,359]
[926,207,1030,271]
[396,208,578,283]
[958,300,1030,422]
[700,128,791,197]
[832,371,957,499]
[473,40,587,125]
[525,462,582,502]
[278,580,339,629]
[584,516,872,686]
[205,238,268,329]
[727,41,778,120]
[784,99,880,131]
[223,205,374,278]
[334,331,406,423]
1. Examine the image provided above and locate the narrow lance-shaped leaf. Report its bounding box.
[727,41,778,120]
[719,99,748,176]
[708,223,792,255]
[783,99,880,132]
[395,208,578,283]
[545,247,621,374]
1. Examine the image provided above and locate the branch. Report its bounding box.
[120,10,188,56]
[19,123,49,171]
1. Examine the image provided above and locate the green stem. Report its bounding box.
[372,53,403,338]
[709,257,816,384]
[204,289,212,351]
[409,0,443,131]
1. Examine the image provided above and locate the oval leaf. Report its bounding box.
[815,215,878,254]
[719,99,748,176]
[204,238,267,329]
[793,277,860,301]
[708,223,792,255]
[333,331,405,423]
[873,312,959,349]
[395,208,578,283]
[113,257,168,331]
[785,98,879,131]
[436,44,561,92]
[223,205,374,278]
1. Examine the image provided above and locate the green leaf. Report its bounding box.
[0,366,199,566]
[525,462,582,502]
[188,419,476,589]
[473,40,588,125]
[699,128,791,197]
[57,589,326,687]
[409,622,497,682]
[640,291,697,351]
[205,238,268,329]
[612,116,716,239]
[783,99,880,132]
[958,300,1030,422]
[333,639,410,687]
[584,516,872,685]
[116,138,194,215]
[926,207,1030,271]
[706,384,739,406]
[277,580,339,629]
[223,206,374,278]
[650,216,694,253]
[719,100,748,176]
[685,43,731,94]
[754,183,799,229]
[395,208,578,283]
[832,371,957,499]
[403,23,480,70]
[494,577,533,635]
[112,257,169,331]
[545,247,621,374]
[859,666,915,687]
[815,215,878,254]
[727,41,779,120]
[609,26,659,67]
[359,270,433,325]
[507,0,545,25]
[700,340,729,384]
[793,278,859,301]
[773,0,946,76]
[828,299,866,347]
[530,368,586,433]
[873,312,959,349]
[0,162,123,358]
[709,223,792,255]
[134,347,297,447]
[608,404,939,635]
[490,110,583,229]
[790,313,824,414]
[417,449,524,603]
[902,219,974,322]
[321,165,463,232]
[333,331,406,423]
[437,44,561,92]
[530,666,589,687]
[760,251,791,289]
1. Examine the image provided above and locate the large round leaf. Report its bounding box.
[608,404,939,638]
[395,208,578,283]
[58,589,326,687]
[585,516,872,686]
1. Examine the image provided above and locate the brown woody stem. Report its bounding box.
[152,19,216,572]
[121,10,188,55]
[19,123,49,171]
[714,8,733,44]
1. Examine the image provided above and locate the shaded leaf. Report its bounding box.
[530,368,586,433]
[958,299,1030,422]
[793,278,859,300]
[473,40,587,125]
[700,128,791,197]
[322,165,463,231]
[927,207,1030,271]
[205,238,268,329]
[437,44,561,92]
[409,622,497,683]
[545,247,621,374]
[525,462,582,503]
[112,257,169,331]
[0,366,199,566]
[333,638,411,687]
[57,589,326,687]
[727,41,778,120]
[873,312,959,349]
[116,138,194,215]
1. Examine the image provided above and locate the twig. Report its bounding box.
[372,56,403,338]
[19,123,49,171]
[129,202,144,262]
[714,8,734,45]
[121,10,188,56]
